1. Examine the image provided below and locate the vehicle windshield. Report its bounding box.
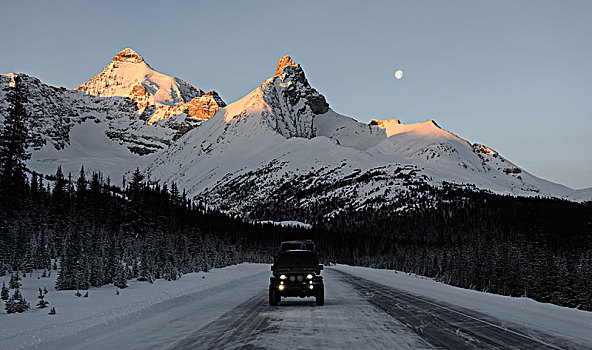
[281,242,314,251]
[276,254,317,268]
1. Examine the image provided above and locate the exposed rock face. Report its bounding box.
[3,50,591,221]
[186,91,226,120]
[0,73,188,155]
[370,118,401,126]
[77,48,225,125]
[112,48,146,64]
[147,53,592,220]
[274,55,298,76]
[256,56,329,139]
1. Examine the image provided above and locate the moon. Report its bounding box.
[394,70,404,80]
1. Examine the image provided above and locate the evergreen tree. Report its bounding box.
[8,272,21,289]
[76,165,87,194]
[128,168,144,201]
[113,262,128,289]
[4,295,15,313]
[36,288,48,308]
[15,291,30,312]
[55,228,87,290]
[1,281,8,300]
[0,75,30,190]
[5,288,29,313]
[52,166,66,198]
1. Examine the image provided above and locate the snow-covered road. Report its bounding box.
[49,268,586,349]
[4,264,590,349]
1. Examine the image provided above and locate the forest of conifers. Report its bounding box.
[1,166,590,310]
[1,80,591,311]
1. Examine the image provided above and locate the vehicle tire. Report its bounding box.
[269,288,279,306]
[315,286,324,306]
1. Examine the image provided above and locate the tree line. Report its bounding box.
[1,76,591,312]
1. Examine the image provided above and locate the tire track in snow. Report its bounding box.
[168,270,430,350]
[334,269,576,350]
[166,293,272,350]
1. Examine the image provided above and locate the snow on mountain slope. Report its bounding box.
[146,57,423,216]
[77,48,226,124]
[0,49,227,184]
[0,72,197,185]
[2,51,589,212]
[0,73,177,153]
[146,56,591,219]
[29,120,158,186]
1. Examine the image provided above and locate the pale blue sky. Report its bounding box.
[1,0,591,188]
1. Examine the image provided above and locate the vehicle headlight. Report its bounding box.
[279,274,287,280]
[289,276,296,282]
[306,274,314,280]
[297,275,304,282]
[279,284,285,290]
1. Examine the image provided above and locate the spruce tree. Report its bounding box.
[1,281,8,300]
[4,295,15,313]
[0,75,30,190]
[113,263,128,289]
[128,168,144,201]
[15,291,30,312]
[52,166,66,199]
[76,165,87,194]
[55,229,83,290]
[36,288,48,308]
[8,272,21,289]
[5,288,29,313]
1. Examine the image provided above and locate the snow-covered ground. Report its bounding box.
[0,264,268,349]
[1,264,590,349]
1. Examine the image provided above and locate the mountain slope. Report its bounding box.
[146,56,591,221]
[0,49,226,184]
[77,48,226,124]
[2,51,589,215]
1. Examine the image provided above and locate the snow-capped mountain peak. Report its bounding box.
[77,48,202,106]
[146,52,591,217]
[112,47,146,64]
[235,55,330,139]
[274,55,299,76]
[2,49,590,224]
[216,56,329,139]
[77,48,225,124]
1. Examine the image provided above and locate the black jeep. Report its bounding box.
[269,243,324,306]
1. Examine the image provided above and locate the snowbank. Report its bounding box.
[0,264,269,349]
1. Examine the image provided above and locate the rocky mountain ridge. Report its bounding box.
[0,49,226,183]
[76,48,226,125]
[146,56,592,220]
[1,51,590,221]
